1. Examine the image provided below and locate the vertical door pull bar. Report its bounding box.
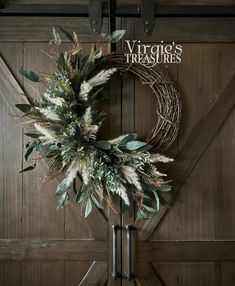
[112,224,119,280]
[126,224,134,281]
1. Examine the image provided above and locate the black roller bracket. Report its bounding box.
[89,0,102,34]
[141,0,155,36]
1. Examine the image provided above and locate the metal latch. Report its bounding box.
[141,0,155,36]
[89,0,102,34]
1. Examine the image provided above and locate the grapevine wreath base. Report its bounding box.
[16,28,181,219]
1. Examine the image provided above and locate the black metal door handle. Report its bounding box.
[112,224,119,280]
[125,224,134,281]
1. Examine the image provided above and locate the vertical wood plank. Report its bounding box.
[0,261,22,286]
[221,109,235,239]
[22,43,65,239]
[221,262,235,286]
[22,261,64,286]
[0,44,23,240]
[152,262,221,286]
[152,44,235,240]
[153,132,221,240]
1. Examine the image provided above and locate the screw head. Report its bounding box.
[145,20,149,25]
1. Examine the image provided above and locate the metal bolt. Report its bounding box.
[145,28,149,33]
[92,20,97,25]
[145,20,149,25]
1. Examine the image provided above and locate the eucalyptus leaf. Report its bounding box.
[76,191,85,203]
[57,52,69,72]
[35,142,43,152]
[79,54,90,75]
[143,205,158,213]
[136,143,152,152]
[15,104,32,113]
[55,178,70,195]
[57,192,69,210]
[19,164,36,173]
[152,190,160,211]
[96,140,112,150]
[20,68,39,82]
[137,209,149,220]
[24,143,36,161]
[91,195,103,209]
[110,30,126,43]
[159,185,171,192]
[52,27,62,44]
[24,133,41,138]
[119,133,137,146]
[46,144,60,155]
[158,192,172,208]
[60,27,75,44]
[126,140,147,151]
[85,198,92,217]
[76,185,88,203]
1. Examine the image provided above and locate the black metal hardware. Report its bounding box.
[112,224,120,280]
[1,4,235,17]
[141,0,155,35]
[125,224,135,281]
[89,0,102,34]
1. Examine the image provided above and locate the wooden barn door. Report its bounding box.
[120,17,235,285]
[0,17,122,286]
[1,11,235,286]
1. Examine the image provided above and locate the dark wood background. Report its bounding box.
[0,1,235,285]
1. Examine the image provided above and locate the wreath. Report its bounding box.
[16,28,181,219]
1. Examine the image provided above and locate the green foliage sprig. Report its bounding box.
[16,28,173,219]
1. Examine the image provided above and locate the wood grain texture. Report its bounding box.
[1,17,235,43]
[65,261,92,285]
[22,261,64,286]
[221,109,235,239]
[0,46,111,284]
[134,18,235,43]
[152,44,235,240]
[136,68,235,241]
[152,262,220,286]
[135,263,163,286]
[22,43,65,239]
[0,48,23,240]
[0,48,23,286]
[0,239,108,261]
[136,241,235,262]
[79,261,108,286]
[0,17,108,42]
[0,261,22,286]
[154,134,221,240]
[221,262,235,286]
